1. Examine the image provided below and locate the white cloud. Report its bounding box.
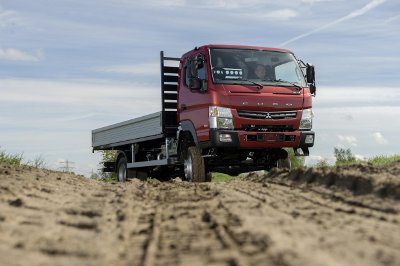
[261,9,298,20]
[96,62,160,76]
[145,0,186,7]
[384,14,400,24]
[143,0,298,16]
[371,132,388,145]
[314,86,400,108]
[0,6,21,29]
[280,0,386,46]
[0,48,43,62]
[302,0,343,3]
[193,0,264,9]
[338,135,358,147]
[342,114,354,121]
[0,79,160,110]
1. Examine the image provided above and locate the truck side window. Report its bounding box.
[197,65,206,80]
[184,55,206,87]
[194,54,206,80]
[184,61,190,87]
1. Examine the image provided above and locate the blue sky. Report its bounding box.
[1,0,399,175]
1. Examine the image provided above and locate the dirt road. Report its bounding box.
[0,163,399,266]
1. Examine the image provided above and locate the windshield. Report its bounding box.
[209,48,306,87]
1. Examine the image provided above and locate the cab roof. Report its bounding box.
[181,44,292,59]
[200,44,291,53]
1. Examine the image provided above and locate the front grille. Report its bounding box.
[242,124,294,132]
[245,133,296,142]
[237,110,297,120]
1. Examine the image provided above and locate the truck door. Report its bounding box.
[178,53,212,143]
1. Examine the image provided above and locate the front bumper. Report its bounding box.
[210,129,315,149]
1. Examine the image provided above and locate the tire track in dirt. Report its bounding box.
[235,178,399,224]
[218,178,400,266]
[0,164,399,266]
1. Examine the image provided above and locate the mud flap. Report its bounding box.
[294,147,309,156]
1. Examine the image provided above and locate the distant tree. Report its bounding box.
[315,159,330,168]
[334,147,356,165]
[100,150,117,164]
[27,155,46,168]
[98,150,117,178]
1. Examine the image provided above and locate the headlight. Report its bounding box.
[209,106,232,118]
[299,108,313,130]
[209,106,234,129]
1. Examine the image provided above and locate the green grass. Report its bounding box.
[96,172,118,182]
[0,149,23,166]
[211,172,238,182]
[320,154,400,168]
[146,177,162,183]
[366,154,400,166]
[336,154,400,167]
[97,176,117,183]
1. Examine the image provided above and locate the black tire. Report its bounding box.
[277,157,291,169]
[205,172,212,182]
[117,157,127,182]
[184,146,206,182]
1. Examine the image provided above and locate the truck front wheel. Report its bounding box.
[277,157,291,169]
[184,146,206,182]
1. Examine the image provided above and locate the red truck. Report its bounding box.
[92,44,316,182]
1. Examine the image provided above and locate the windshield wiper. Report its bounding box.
[215,78,263,89]
[262,79,303,92]
[238,79,263,90]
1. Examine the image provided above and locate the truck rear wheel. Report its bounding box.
[184,146,206,182]
[117,157,127,182]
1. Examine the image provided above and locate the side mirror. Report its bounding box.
[190,55,204,77]
[195,55,204,69]
[306,64,315,84]
[306,64,316,96]
[190,60,198,77]
[188,54,207,92]
[309,84,316,95]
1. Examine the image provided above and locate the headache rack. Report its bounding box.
[160,51,180,137]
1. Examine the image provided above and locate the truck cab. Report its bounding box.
[177,45,315,179]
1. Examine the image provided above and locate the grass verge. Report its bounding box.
[211,172,238,182]
[0,149,23,166]
[97,177,117,183]
[314,154,400,168]
[366,154,400,166]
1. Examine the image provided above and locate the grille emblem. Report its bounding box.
[265,113,272,119]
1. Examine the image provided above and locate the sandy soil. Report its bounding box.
[0,163,399,266]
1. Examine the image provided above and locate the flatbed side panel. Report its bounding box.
[92,112,163,148]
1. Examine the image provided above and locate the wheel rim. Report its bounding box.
[184,154,193,181]
[118,163,126,182]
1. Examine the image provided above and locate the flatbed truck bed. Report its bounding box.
[92,112,164,150]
